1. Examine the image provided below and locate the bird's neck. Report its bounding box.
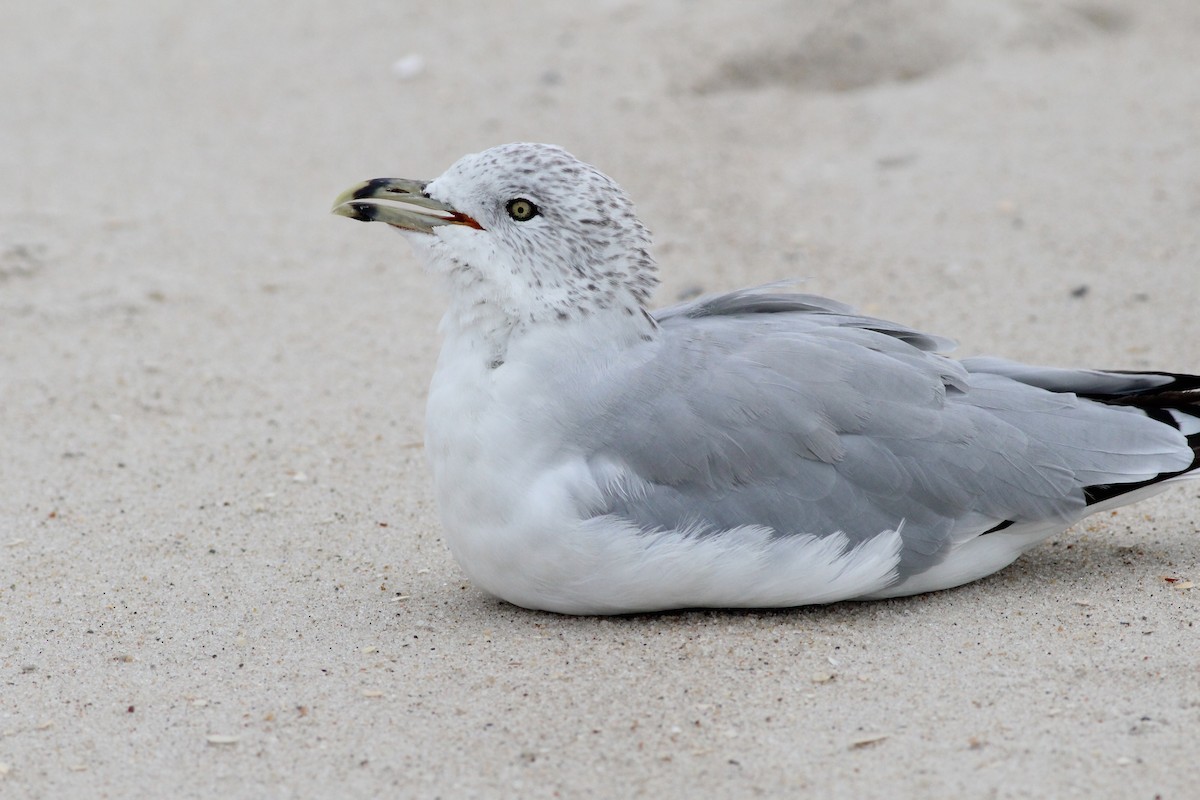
[438,289,658,372]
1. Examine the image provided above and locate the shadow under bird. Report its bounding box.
[332,142,1200,615]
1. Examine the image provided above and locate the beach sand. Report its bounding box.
[3,2,1198,796]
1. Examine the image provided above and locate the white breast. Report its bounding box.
[424,324,597,608]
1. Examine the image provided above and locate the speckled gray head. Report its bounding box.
[333,143,659,330]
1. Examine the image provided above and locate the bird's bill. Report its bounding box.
[331,178,483,232]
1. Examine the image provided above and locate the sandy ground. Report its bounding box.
[3,1,1199,797]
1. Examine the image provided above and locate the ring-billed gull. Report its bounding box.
[332,143,1199,615]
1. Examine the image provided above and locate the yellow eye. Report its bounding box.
[506,198,539,222]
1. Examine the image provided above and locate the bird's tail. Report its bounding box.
[960,357,1200,506]
[1079,370,1200,505]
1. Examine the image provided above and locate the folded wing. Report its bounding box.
[561,289,1194,583]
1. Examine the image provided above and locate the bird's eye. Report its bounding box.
[506,198,539,222]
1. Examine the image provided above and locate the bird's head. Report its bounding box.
[333,143,659,333]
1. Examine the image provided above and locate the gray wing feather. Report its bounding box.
[961,356,1175,396]
[658,287,957,353]
[557,290,1192,579]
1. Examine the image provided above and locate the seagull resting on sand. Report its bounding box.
[333,143,1200,615]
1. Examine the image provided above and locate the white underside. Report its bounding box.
[435,488,1078,615]
[863,521,1057,600]
[436,497,1166,614]
[462,516,907,615]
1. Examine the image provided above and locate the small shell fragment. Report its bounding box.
[205,734,240,745]
[849,734,889,749]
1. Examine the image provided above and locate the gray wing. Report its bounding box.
[559,289,1192,579]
